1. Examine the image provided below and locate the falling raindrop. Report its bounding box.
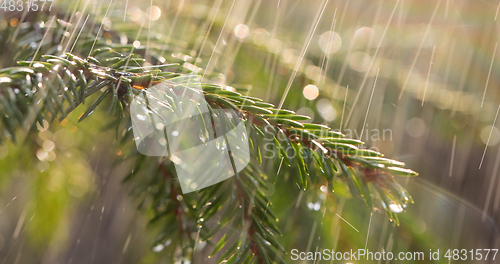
[405,118,427,138]
[349,52,371,72]
[146,6,161,20]
[252,28,270,46]
[303,84,319,100]
[352,27,376,48]
[318,31,342,54]
[316,99,337,121]
[234,24,250,40]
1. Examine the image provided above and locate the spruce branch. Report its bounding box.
[0,12,418,263]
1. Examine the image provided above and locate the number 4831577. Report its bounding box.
[1,0,54,12]
[444,249,498,261]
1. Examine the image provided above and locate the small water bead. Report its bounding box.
[36,149,48,161]
[307,202,321,211]
[199,130,209,143]
[196,240,207,251]
[176,195,183,201]
[0,77,11,84]
[155,123,164,130]
[152,244,164,252]
[43,140,55,151]
[215,139,227,150]
[234,24,250,40]
[389,203,403,213]
[136,114,147,121]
